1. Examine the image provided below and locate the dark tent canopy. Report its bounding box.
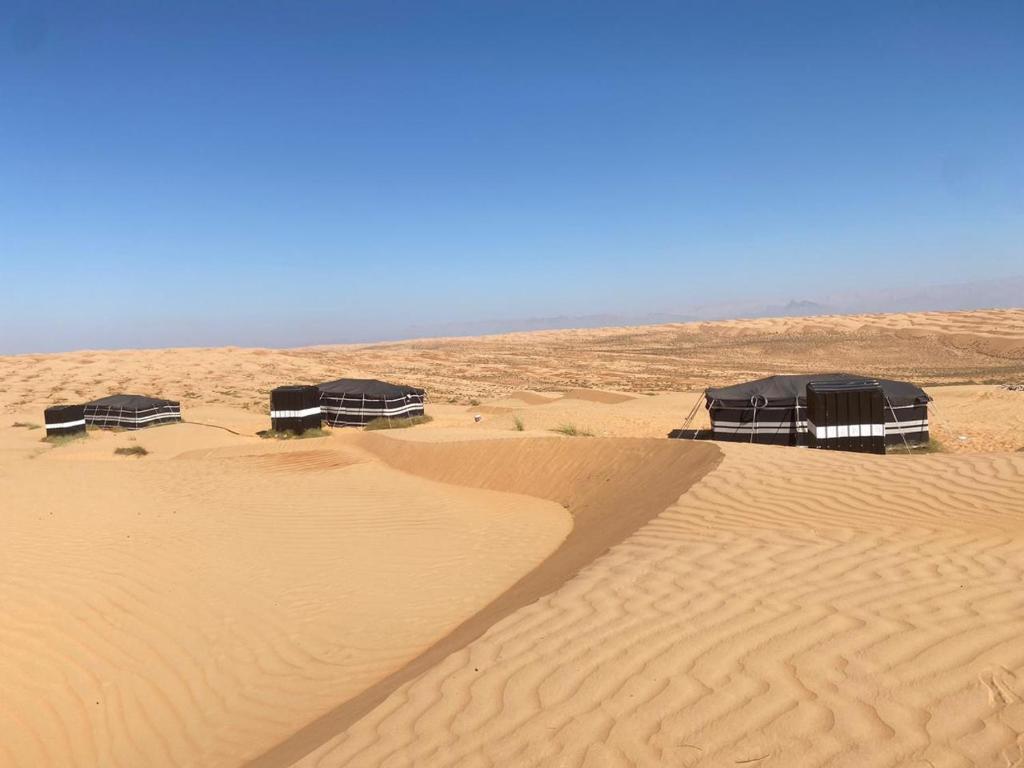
[701,373,930,447]
[84,394,182,430]
[318,379,425,398]
[317,378,426,427]
[707,373,929,408]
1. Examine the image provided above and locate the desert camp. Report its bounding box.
[4,4,1024,767]
[3,310,1024,768]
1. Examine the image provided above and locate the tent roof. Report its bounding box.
[706,373,929,406]
[317,378,425,397]
[87,394,180,408]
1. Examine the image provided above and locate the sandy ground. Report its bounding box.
[1,308,1023,768]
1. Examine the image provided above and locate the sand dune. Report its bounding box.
[559,389,638,404]
[290,443,1024,768]
[0,436,570,767]
[247,436,719,767]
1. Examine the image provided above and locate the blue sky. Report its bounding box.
[2,1,1022,353]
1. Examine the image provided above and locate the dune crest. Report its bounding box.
[246,435,721,767]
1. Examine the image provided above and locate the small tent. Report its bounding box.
[318,378,425,427]
[700,373,930,447]
[269,385,322,434]
[84,394,182,430]
[44,404,87,438]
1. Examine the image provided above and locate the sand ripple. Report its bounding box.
[292,445,1024,768]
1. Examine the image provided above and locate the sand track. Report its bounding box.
[290,444,1024,768]
[246,436,722,767]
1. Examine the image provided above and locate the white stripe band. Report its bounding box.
[271,407,321,419]
[47,419,86,429]
[321,405,423,417]
[807,422,885,438]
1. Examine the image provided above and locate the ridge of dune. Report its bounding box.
[559,388,638,404]
[290,443,1024,768]
[245,435,722,768]
[505,391,560,405]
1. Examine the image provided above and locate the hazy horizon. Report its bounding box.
[3,274,1021,355]
[3,1,1022,354]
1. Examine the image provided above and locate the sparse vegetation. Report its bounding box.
[551,423,594,437]
[890,438,944,455]
[41,432,87,446]
[12,422,41,430]
[363,415,433,431]
[114,445,149,457]
[257,427,329,440]
[513,415,525,431]
[469,398,481,406]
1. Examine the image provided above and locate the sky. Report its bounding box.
[2,0,1022,353]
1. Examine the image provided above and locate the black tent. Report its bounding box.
[270,385,322,434]
[318,378,426,427]
[84,394,182,430]
[44,404,87,438]
[702,373,930,446]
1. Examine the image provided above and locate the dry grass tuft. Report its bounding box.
[363,415,433,431]
[114,445,149,457]
[550,423,594,437]
[257,428,329,440]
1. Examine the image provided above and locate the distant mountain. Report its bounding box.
[754,299,833,318]
[685,276,1023,323]
[373,277,1023,344]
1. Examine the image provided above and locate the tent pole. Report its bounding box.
[680,389,705,436]
[885,395,913,455]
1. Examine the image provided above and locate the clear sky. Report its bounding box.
[2,1,1022,353]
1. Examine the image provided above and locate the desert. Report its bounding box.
[2,308,1024,767]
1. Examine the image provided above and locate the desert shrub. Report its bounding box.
[363,415,433,431]
[114,445,149,457]
[551,423,594,437]
[41,432,87,446]
[257,428,329,440]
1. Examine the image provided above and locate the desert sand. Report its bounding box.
[1,308,1023,768]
